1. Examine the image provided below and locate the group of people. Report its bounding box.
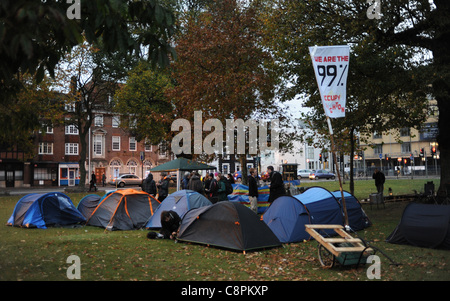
[146,165,288,240]
[143,165,287,211]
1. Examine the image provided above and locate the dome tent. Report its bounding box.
[77,194,102,219]
[331,190,371,231]
[145,189,212,229]
[262,187,370,243]
[177,201,281,252]
[386,203,450,250]
[86,189,160,230]
[7,192,86,229]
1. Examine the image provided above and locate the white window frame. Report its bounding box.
[112,136,121,151]
[65,143,79,155]
[112,115,120,128]
[65,124,79,135]
[129,137,137,151]
[93,134,104,157]
[38,142,53,154]
[94,115,103,127]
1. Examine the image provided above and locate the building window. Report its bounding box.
[400,127,410,137]
[34,168,52,180]
[374,144,383,154]
[159,141,168,157]
[65,124,79,135]
[112,136,121,151]
[65,143,79,155]
[129,137,137,151]
[93,134,104,157]
[112,116,120,128]
[373,131,382,139]
[110,159,122,179]
[39,142,53,154]
[94,115,103,127]
[127,159,138,174]
[306,147,314,160]
[401,142,411,153]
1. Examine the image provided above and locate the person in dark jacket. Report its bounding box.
[372,169,385,198]
[248,168,259,213]
[216,173,228,202]
[147,210,181,240]
[157,174,170,202]
[267,166,285,203]
[188,171,204,195]
[227,174,235,184]
[182,172,190,189]
[205,173,218,203]
[89,172,97,192]
[142,173,157,196]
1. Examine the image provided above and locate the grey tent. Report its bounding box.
[145,189,212,228]
[386,203,450,250]
[77,194,102,219]
[177,201,281,252]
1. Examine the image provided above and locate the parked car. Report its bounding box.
[309,169,335,180]
[109,174,142,187]
[297,169,314,179]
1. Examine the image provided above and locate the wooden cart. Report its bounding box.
[305,224,374,268]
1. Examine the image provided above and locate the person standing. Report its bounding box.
[248,168,259,214]
[372,168,385,197]
[267,166,285,204]
[188,171,204,195]
[89,172,97,192]
[216,173,228,202]
[157,173,170,202]
[205,173,218,203]
[182,172,190,189]
[142,173,157,196]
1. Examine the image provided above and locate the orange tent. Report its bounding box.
[86,189,160,230]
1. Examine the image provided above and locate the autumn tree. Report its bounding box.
[114,61,174,145]
[261,0,435,194]
[168,0,292,184]
[0,0,176,162]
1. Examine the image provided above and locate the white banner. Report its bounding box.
[309,45,350,118]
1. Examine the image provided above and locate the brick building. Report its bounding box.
[0,112,171,188]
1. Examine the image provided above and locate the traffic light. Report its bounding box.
[385,154,389,161]
[431,146,436,155]
[420,148,424,157]
[319,154,322,162]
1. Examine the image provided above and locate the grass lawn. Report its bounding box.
[0,177,449,283]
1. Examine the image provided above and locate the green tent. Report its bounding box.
[150,157,216,190]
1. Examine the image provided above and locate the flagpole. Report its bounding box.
[326,117,349,227]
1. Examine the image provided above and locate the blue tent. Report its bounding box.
[262,187,369,243]
[7,192,86,229]
[145,190,212,229]
[227,184,270,214]
[331,190,371,231]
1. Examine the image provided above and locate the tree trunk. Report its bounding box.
[349,127,355,195]
[431,6,450,196]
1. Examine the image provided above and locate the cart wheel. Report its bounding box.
[318,244,335,268]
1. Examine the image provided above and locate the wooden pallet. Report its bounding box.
[305,224,373,258]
